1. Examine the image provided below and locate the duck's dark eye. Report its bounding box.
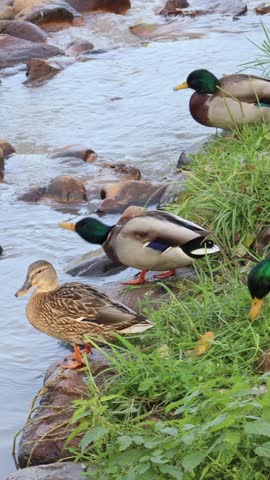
[205,240,214,248]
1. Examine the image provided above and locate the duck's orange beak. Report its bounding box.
[173,81,189,91]
[59,222,76,231]
[249,297,264,321]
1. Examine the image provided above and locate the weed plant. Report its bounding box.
[67,123,270,479]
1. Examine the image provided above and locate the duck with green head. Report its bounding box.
[174,69,270,129]
[60,209,220,285]
[248,259,270,321]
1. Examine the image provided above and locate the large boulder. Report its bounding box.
[0,34,62,67]
[17,351,112,467]
[5,462,86,480]
[0,19,47,42]
[97,180,166,213]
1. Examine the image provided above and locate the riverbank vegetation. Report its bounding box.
[67,123,270,479]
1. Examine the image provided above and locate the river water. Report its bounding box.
[0,0,269,476]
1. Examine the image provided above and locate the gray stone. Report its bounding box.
[5,462,85,480]
[0,34,62,68]
[158,172,187,208]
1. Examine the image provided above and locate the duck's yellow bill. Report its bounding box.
[173,81,189,91]
[15,279,32,297]
[59,222,76,231]
[249,297,264,321]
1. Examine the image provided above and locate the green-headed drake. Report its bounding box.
[60,209,219,285]
[174,69,270,129]
[248,259,270,321]
[15,260,153,368]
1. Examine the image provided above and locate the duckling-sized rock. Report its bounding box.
[25,56,74,84]
[0,139,16,157]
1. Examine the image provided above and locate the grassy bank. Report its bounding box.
[69,124,270,479]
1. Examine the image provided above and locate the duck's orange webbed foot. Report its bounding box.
[154,269,177,280]
[61,345,85,370]
[121,269,148,285]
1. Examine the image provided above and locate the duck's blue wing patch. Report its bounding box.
[256,102,270,107]
[146,241,169,252]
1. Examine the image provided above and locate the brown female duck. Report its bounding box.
[15,260,153,368]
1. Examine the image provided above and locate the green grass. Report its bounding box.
[68,124,270,479]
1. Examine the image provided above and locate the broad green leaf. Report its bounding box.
[246,421,270,436]
[80,426,108,452]
[118,435,133,451]
[182,452,206,472]
[159,464,183,479]
[224,431,241,445]
[255,442,270,458]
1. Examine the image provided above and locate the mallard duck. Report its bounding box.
[248,259,270,321]
[173,69,270,129]
[60,209,220,285]
[15,260,153,368]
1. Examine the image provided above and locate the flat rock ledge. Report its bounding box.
[5,462,85,480]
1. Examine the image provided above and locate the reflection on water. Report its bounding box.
[1,0,270,475]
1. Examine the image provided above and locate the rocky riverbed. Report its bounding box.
[1,0,270,477]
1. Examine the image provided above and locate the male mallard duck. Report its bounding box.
[60,209,220,285]
[248,259,270,321]
[15,260,153,368]
[174,69,270,129]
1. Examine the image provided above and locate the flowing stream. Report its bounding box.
[0,0,269,475]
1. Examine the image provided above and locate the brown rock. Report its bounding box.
[66,0,130,14]
[97,180,166,213]
[19,175,88,203]
[159,0,247,17]
[46,175,87,202]
[255,2,270,14]
[17,350,112,467]
[15,1,84,27]
[160,0,189,16]
[0,34,62,67]
[0,139,16,157]
[0,5,14,19]
[0,19,47,42]
[102,162,141,181]
[25,56,74,83]
[66,251,126,276]
[49,144,97,162]
[129,22,205,41]
[66,38,94,56]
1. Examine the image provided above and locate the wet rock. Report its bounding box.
[0,19,47,42]
[97,180,166,213]
[255,2,270,14]
[0,153,5,181]
[129,22,205,41]
[100,269,195,311]
[19,175,88,203]
[0,139,16,157]
[0,34,62,67]
[255,226,270,255]
[159,0,247,17]
[5,462,86,480]
[66,0,131,14]
[67,251,126,276]
[25,56,74,83]
[17,350,112,467]
[160,0,190,16]
[15,1,84,27]
[66,38,94,56]
[49,144,98,162]
[0,245,3,255]
[158,172,187,208]
[100,162,141,181]
[177,135,212,168]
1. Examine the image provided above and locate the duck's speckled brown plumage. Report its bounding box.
[16,261,153,346]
